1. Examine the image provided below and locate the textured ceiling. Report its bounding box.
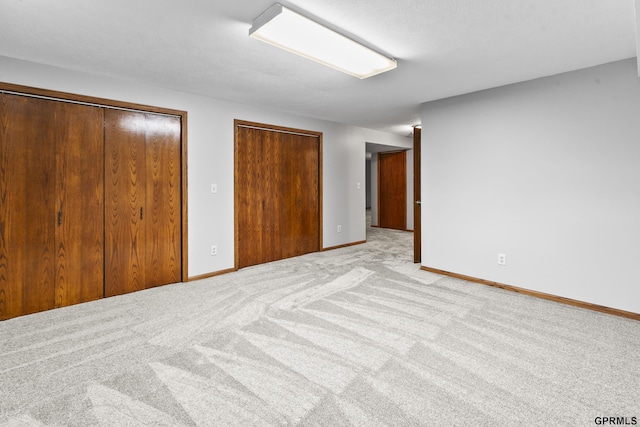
[0,0,637,135]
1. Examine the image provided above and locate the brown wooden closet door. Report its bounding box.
[0,94,56,319]
[0,95,104,319]
[54,102,104,307]
[379,151,407,231]
[236,125,320,269]
[105,109,147,296]
[280,132,319,258]
[105,110,181,296]
[236,126,268,268]
[144,114,181,288]
[264,130,289,262]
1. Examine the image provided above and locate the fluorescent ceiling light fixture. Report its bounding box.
[249,3,397,79]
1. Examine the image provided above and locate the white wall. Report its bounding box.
[0,55,409,277]
[421,58,640,314]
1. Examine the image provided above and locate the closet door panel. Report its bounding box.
[1,88,184,318]
[0,94,56,319]
[144,114,181,288]
[54,102,104,307]
[280,133,319,258]
[297,134,320,254]
[236,126,267,268]
[235,124,320,269]
[105,109,146,297]
[262,130,283,263]
[300,137,320,254]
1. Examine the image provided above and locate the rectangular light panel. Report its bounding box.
[249,3,397,79]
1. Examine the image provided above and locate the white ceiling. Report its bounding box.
[1,0,637,135]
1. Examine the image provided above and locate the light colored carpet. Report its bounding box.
[1,225,639,426]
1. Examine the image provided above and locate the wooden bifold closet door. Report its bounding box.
[0,93,104,319]
[236,123,320,269]
[1,89,184,320]
[104,109,182,297]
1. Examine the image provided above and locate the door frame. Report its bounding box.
[413,127,421,263]
[234,120,323,270]
[0,82,189,282]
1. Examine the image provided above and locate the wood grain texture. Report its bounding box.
[54,102,104,307]
[1,82,189,282]
[281,132,319,258]
[0,94,56,319]
[144,114,181,288]
[235,121,321,269]
[105,110,182,296]
[378,151,407,231]
[105,109,147,297]
[236,126,266,268]
[0,82,187,118]
[262,129,283,263]
[1,84,187,319]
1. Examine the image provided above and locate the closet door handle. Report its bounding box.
[140,207,144,220]
[57,211,62,226]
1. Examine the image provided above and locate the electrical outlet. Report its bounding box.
[498,253,506,266]
[357,182,361,189]
[337,225,342,233]
[211,245,217,256]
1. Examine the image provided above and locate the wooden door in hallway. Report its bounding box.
[378,151,407,231]
[235,121,321,269]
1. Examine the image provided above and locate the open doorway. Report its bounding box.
[365,142,414,232]
[378,150,407,230]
